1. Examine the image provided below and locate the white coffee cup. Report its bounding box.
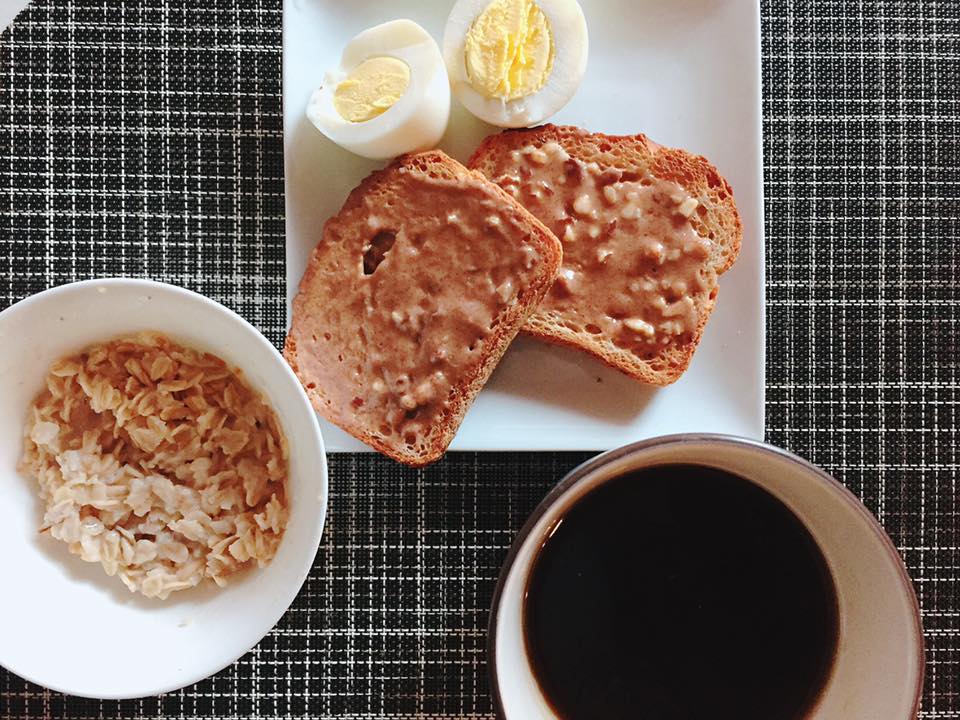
[489,435,924,719]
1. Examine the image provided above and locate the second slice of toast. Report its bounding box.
[469,125,743,386]
[285,151,562,466]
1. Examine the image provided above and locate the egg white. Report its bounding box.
[443,0,589,128]
[307,20,451,161]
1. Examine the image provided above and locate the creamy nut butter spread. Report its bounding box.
[496,141,716,353]
[289,170,545,449]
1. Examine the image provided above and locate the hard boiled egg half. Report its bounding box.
[307,20,451,160]
[443,0,588,128]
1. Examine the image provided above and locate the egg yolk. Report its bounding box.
[334,56,411,123]
[464,0,555,101]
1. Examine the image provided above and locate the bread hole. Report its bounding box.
[324,332,332,341]
[641,178,652,186]
[379,423,392,436]
[599,141,612,152]
[351,397,364,409]
[306,382,316,390]
[363,231,397,275]
[310,333,318,343]
[597,168,621,187]
[585,323,602,335]
[405,409,419,421]
[404,432,417,446]
[337,354,344,362]
[697,204,708,218]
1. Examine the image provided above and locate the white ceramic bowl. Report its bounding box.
[0,279,328,699]
[490,435,924,719]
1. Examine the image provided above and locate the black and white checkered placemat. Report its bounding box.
[1,0,957,717]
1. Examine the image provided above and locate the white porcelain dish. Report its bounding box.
[0,0,30,34]
[284,0,765,451]
[490,435,924,719]
[0,279,328,699]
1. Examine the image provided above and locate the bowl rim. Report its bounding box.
[0,278,329,699]
[486,433,924,720]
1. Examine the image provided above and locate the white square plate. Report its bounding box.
[283,0,764,452]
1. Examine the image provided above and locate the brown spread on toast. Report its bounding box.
[289,170,546,453]
[496,141,714,351]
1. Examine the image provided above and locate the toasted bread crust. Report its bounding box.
[469,125,743,385]
[285,150,562,466]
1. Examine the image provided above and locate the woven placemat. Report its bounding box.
[1,0,957,717]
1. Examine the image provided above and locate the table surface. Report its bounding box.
[1,0,957,718]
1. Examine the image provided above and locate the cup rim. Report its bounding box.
[486,433,924,720]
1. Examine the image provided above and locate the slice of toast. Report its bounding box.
[284,150,562,466]
[469,125,742,386]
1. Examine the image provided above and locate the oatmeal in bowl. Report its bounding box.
[21,333,289,600]
[0,279,326,699]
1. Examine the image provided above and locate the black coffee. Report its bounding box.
[523,464,839,720]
